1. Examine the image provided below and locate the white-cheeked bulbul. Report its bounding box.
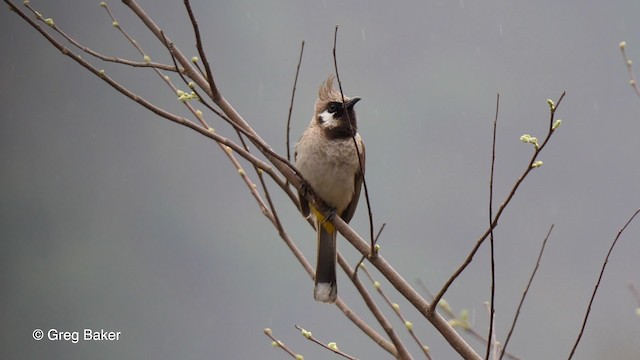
[295,75,365,303]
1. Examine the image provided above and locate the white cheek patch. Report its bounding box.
[319,110,340,129]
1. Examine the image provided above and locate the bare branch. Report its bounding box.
[332,24,377,261]
[486,93,499,360]
[294,325,360,360]
[499,225,555,360]
[263,328,301,359]
[568,209,640,359]
[287,40,305,162]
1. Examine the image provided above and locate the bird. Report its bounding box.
[294,75,365,303]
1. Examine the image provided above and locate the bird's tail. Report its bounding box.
[314,222,337,303]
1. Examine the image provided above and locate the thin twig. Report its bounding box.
[354,223,386,271]
[499,224,554,360]
[332,24,376,261]
[334,297,397,356]
[486,93,499,360]
[183,0,217,96]
[286,40,305,162]
[568,209,640,359]
[294,325,360,360]
[619,41,640,98]
[263,328,300,359]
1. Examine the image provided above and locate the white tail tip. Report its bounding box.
[314,283,337,303]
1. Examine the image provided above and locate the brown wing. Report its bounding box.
[294,147,311,218]
[340,138,365,224]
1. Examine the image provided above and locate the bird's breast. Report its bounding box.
[295,133,363,213]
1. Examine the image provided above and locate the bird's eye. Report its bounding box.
[327,103,339,113]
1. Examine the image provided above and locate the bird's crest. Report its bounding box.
[319,75,342,102]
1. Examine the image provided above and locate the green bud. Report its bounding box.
[301,329,312,339]
[112,21,119,28]
[143,55,151,63]
[191,56,199,63]
[44,18,55,27]
[552,119,562,130]
[547,98,555,110]
[531,160,543,168]
[620,41,627,49]
[373,281,381,289]
[99,2,107,7]
[392,303,400,311]
[295,355,304,360]
[404,321,413,331]
[264,328,272,335]
[328,342,338,350]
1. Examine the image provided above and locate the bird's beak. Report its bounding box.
[345,97,361,109]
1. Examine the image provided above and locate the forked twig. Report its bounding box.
[430,91,566,314]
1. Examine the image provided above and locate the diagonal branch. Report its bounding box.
[499,224,554,360]
[567,209,640,359]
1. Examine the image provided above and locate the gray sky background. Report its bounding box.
[2,0,640,359]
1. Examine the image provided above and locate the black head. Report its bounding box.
[316,97,361,139]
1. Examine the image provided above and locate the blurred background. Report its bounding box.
[2,0,639,358]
